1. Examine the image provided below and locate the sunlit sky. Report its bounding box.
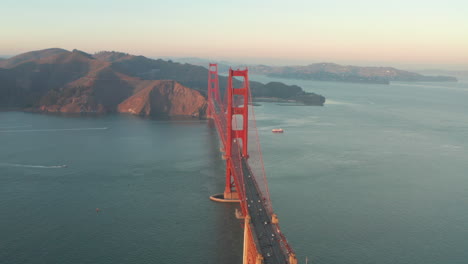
[1,0,467,69]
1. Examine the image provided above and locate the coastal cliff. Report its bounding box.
[0,48,326,117]
[118,80,206,117]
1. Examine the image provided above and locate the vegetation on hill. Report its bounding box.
[0,48,326,116]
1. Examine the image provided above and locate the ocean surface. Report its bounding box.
[1,76,468,264]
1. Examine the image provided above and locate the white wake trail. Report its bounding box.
[0,127,108,133]
[0,125,32,129]
[0,163,68,169]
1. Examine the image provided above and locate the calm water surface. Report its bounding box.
[1,77,468,264]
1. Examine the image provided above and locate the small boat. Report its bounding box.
[272,128,284,133]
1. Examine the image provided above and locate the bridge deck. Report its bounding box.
[241,158,289,264]
[209,68,294,263]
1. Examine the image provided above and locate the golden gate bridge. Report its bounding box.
[207,64,298,264]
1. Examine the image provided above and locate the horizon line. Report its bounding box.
[1,47,468,72]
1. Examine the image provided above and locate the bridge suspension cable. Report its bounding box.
[207,64,297,264]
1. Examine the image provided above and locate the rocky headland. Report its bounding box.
[0,49,326,118]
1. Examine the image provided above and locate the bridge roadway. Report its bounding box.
[212,99,289,263]
[241,157,288,264]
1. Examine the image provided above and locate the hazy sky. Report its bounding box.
[1,0,467,69]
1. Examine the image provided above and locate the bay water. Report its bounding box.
[1,76,468,264]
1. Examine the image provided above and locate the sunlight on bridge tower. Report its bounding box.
[207,63,221,119]
[208,64,298,264]
[224,68,249,200]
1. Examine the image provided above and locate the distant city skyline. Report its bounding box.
[1,0,467,70]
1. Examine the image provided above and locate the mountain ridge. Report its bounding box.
[169,57,458,84]
[0,48,325,116]
[246,63,458,84]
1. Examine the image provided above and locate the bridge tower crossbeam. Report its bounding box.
[224,68,249,200]
[207,63,221,118]
[208,63,297,264]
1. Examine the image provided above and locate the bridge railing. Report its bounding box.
[208,64,297,264]
[231,141,247,211]
[209,99,227,148]
[246,102,273,215]
[243,157,296,263]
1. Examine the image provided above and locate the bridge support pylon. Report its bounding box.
[207,63,220,119]
[224,68,249,200]
[210,68,249,203]
[207,64,297,264]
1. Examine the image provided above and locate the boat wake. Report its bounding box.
[0,163,68,169]
[325,99,357,106]
[0,127,108,133]
[0,125,32,129]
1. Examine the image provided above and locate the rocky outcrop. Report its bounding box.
[39,97,106,114]
[118,80,206,117]
[0,48,326,116]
